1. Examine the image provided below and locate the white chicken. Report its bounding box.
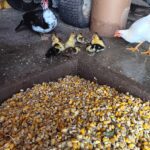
[114,14,150,55]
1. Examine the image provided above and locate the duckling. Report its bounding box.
[91,33,105,47]
[45,44,60,57]
[76,33,86,44]
[65,32,80,54]
[51,33,61,46]
[45,33,65,57]
[65,32,76,49]
[86,33,105,53]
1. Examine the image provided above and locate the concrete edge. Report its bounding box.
[0,59,78,104]
[78,62,150,101]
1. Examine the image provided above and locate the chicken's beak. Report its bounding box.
[114,31,121,38]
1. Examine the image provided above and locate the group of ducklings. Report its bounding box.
[45,32,106,57]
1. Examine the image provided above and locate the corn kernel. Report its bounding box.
[128,143,135,149]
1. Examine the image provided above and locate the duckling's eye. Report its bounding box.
[54,43,59,46]
[55,45,61,49]
[91,45,95,49]
[98,45,102,49]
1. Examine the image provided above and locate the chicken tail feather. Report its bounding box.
[15,20,25,32]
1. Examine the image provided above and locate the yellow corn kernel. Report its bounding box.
[143,124,150,130]
[143,114,150,119]
[143,106,150,111]
[80,128,86,135]
[72,142,80,150]
[139,111,144,116]
[110,137,116,144]
[89,122,97,127]
[94,140,101,145]
[104,120,111,125]
[71,138,79,143]
[143,142,150,150]
[125,138,132,144]
[117,123,121,128]
[128,143,135,149]
[103,137,111,145]
[108,106,112,110]
[110,115,115,119]
[85,143,93,150]
[119,105,126,111]
[115,112,122,116]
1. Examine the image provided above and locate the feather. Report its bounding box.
[114,14,150,43]
[45,44,60,57]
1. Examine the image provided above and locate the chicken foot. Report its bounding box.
[127,42,143,52]
[141,46,150,56]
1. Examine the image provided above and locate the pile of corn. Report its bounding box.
[0,76,150,150]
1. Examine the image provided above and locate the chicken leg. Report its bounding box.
[141,46,150,56]
[127,42,143,52]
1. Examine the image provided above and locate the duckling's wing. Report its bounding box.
[99,38,106,47]
[45,46,60,57]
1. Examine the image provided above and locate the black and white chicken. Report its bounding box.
[45,33,65,57]
[15,0,57,35]
[114,14,150,55]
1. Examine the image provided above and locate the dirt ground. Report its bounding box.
[0,8,150,101]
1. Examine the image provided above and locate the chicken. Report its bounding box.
[65,32,80,54]
[15,0,57,40]
[76,33,86,44]
[114,14,150,55]
[86,33,105,53]
[45,33,65,57]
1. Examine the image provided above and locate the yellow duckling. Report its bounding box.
[86,33,105,53]
[45,33,65,57]
[51,33,59,46]
[77,33,86,44]
[51,33,65,51]
[65,32,76,49]
[65,32,80,54]
[91,33,105,47]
